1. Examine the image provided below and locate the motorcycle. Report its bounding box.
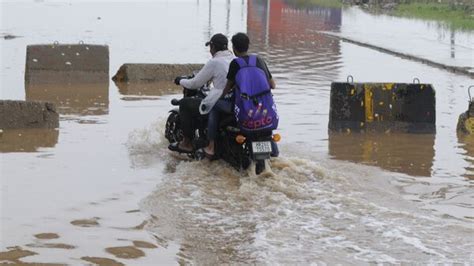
[165,76,280,175]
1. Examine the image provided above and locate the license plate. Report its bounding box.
[252,141,272,154]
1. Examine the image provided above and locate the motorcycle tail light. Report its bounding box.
[235,135,246,144]
[272,133,281,142]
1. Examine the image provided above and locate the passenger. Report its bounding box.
[204,32,276,156]
[169,33,235,154]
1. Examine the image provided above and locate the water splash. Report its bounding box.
[127,123,473,264]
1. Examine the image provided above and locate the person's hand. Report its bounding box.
[174,76,184,85]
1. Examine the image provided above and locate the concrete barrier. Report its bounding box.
[456,86,474,135]
[25,43,110,116]
[457,112,473,134]
[0,100,59,129]
[112,64,204,82]
[329,79,436,133]
[25,43,109,83]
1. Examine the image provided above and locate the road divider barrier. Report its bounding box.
[457,85,474,135]
[0,100,59,129]
[25,43,109,83]
[24,42,110,117]
[329,76,436,133]
[112,64,203,83]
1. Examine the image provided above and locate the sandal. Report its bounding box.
[203,149,217,161]
[168,142,193,153]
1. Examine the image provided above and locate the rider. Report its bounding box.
[169,33,235,154]
[223,32,275,96]
[205,32,276,156]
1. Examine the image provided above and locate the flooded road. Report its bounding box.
[338,7,473,72]
[1,0,473,264]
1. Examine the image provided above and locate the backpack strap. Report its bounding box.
[248,55,257,67]
[235,57,247,68]
[236,55,258,68]
[251,89,271,98]
[240,89,271,105]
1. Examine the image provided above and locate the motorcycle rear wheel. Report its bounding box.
[255,160,265,175]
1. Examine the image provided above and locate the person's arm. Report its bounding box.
[179,60,215,89]
[269,78,276,90]
[256,56,275,89]
[220,59,238,97]
[221,80,235,98]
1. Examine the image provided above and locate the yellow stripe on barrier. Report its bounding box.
[364,85,374,122]
[464,117,474,134]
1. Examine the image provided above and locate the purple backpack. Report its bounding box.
[233,55,279,133]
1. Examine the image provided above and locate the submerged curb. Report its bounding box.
[320,32,474,78]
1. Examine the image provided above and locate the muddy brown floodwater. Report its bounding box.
[1,0,473,265]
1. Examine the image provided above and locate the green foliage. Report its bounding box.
[394,2,474,30]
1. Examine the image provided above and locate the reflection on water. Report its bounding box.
[0,129,59,153]
[329,133,435,176]
[115,81,181,100]
[247,0,342,149]
[248,0,341,46]
[457,134,474,180]
[248,0,342,85]
[25,72,109,116]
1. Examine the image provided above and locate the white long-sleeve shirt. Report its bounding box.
[179,50,235,114]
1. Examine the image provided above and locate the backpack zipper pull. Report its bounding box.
[255,102,262,115]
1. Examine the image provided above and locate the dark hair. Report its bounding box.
[206,33,228,52]
[212,43,227,52]
[231,32,249,53]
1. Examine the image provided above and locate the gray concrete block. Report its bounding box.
[26,70,109,84]
[0,100,59,129]
[112,63,204,82]
[25,44,109,83]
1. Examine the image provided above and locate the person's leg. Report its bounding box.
[178,98,202,151]
[204,108,219,155]
[204,100,233,155]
